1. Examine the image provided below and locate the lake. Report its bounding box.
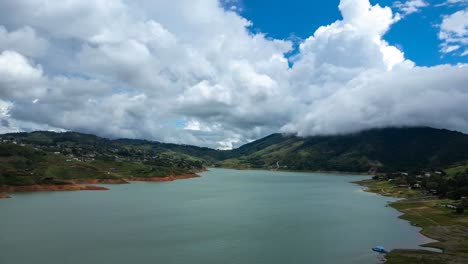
[0,168,435,264]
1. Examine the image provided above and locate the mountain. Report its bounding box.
[2,127,468,185]
[219,127,468,172]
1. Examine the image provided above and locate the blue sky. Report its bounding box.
[228,0,467,66]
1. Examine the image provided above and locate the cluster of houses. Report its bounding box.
[64,153,96,162]
[1,136,203,170]
[374,170,444,195]
[1,138,26,147]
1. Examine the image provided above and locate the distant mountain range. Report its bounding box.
[2,127,468,179]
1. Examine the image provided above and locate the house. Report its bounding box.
[445,202,462,209]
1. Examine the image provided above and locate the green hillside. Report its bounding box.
[219,127,468,172]
[2,127,468,187]
[2,131,229,162]
[0,134,204,186]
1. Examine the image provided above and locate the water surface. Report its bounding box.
[0,168,435,264]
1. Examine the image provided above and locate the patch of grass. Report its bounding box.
[445,162,468,177]
[356,179,421,198]
[386,249,450,264]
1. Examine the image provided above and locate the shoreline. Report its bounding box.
[128,173,201,182]
[355,179,468,264]
[70,178,130,184]
[0,184,109,194]
[354,180,442,247]
[0,172,203,198]
[217,166,371,176]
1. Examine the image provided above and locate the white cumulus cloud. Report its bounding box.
[393,0,428,17]
[0,0,467,148]
[439,9,468,56]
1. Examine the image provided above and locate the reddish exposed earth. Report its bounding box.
[0,184,109,194]
[71,178,130,184]
[0,172,202,198]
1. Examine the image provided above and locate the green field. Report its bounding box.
[357,179,422,198]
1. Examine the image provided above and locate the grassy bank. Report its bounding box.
[356,180,468,264]
[0,142,204,187]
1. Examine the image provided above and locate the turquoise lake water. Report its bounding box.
[0,168,435,264]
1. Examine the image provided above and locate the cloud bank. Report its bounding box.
[0,0,467,149]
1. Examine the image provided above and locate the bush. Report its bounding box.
[462,198,468,208]
[4,175,36,186]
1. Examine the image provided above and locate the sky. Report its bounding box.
[0,0,467,149]
[238,0,467,65]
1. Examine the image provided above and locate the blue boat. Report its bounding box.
[372,246,389,254]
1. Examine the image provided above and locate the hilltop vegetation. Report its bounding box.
[220,127,468,173]
[2,131,226,162]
